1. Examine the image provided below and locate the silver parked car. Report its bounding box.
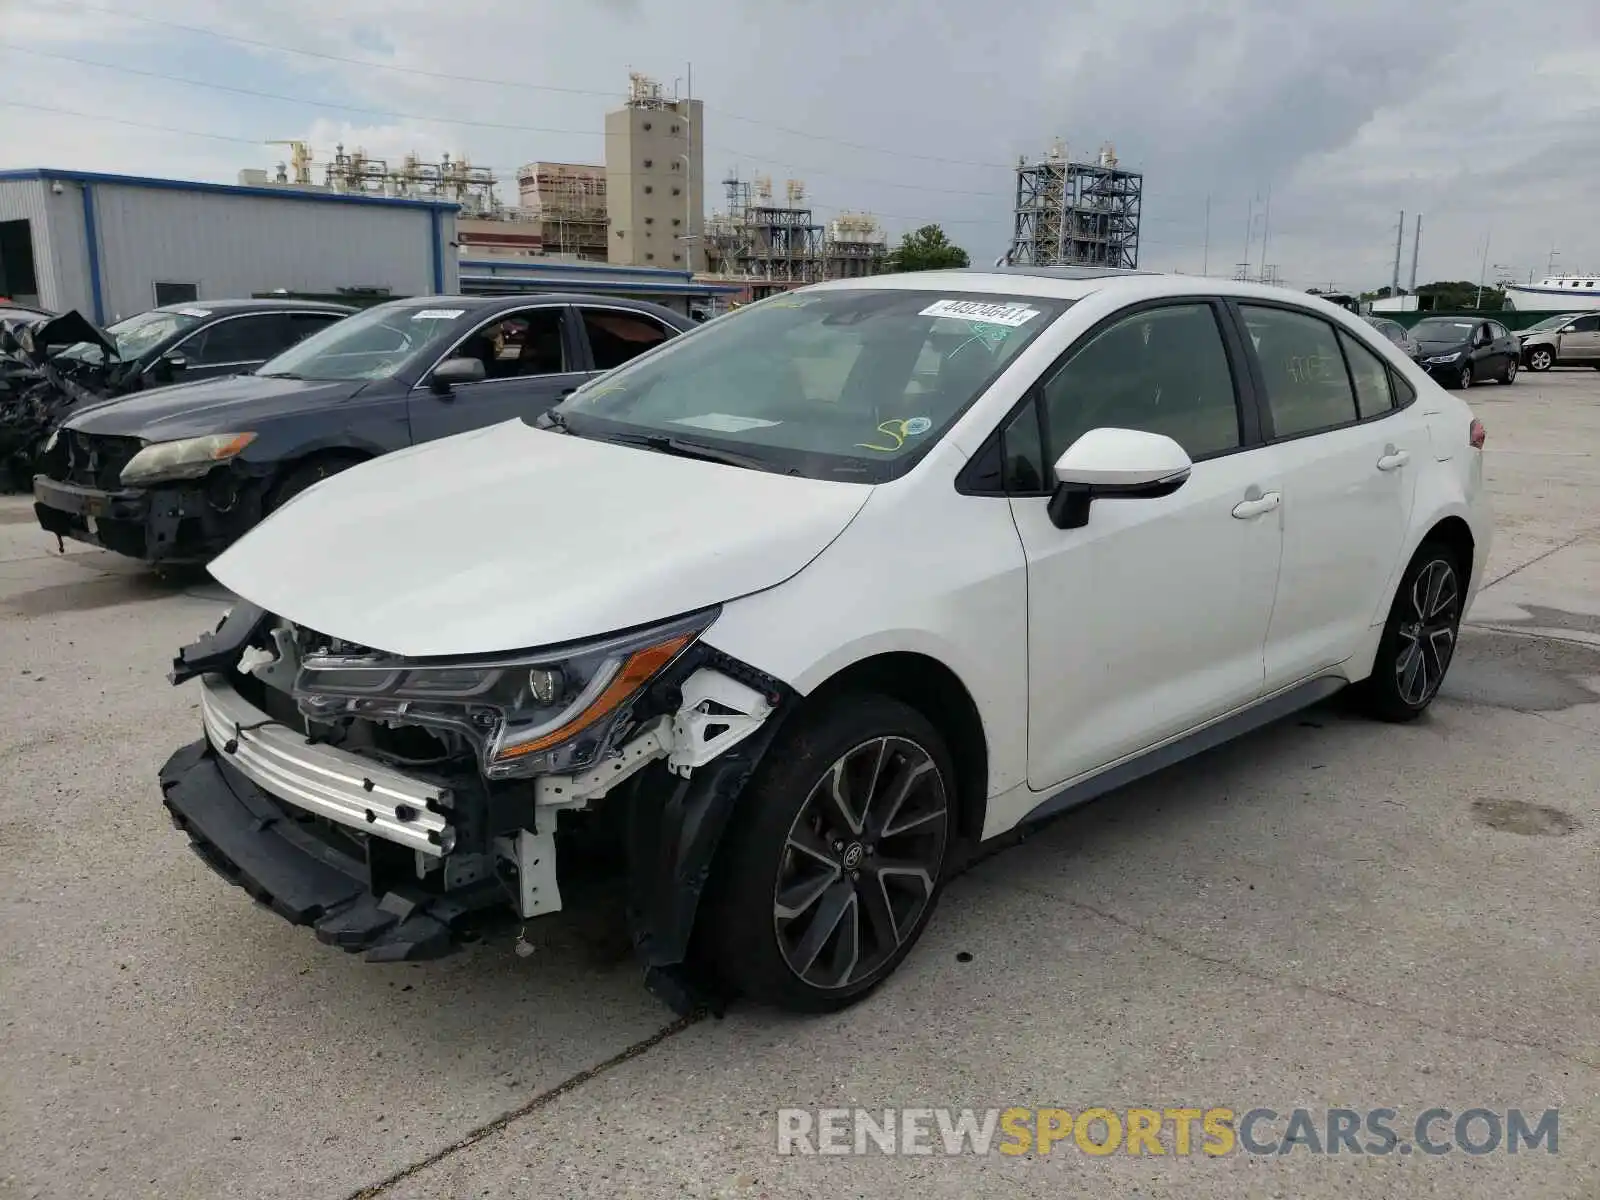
[1364,315,1420,360]
[1518,312,1600,372]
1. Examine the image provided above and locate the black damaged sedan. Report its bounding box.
[33,293,696,564]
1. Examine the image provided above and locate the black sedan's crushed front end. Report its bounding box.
[33,430,272,563]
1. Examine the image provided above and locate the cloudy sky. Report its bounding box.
[5,0,1599,291]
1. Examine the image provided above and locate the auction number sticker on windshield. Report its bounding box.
[178,308,211,318]
[412,308,465,321]
[919,299,1041,327]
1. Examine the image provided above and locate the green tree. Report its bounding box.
[885,224,970,273]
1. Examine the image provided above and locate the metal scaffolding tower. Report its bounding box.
[1005,140,1142,269]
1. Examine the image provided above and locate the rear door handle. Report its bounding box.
[1377,448,1410,471]
[1231,491,1281,519]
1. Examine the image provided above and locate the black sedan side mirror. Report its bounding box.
[430,356,486,395]
[152,351,187,382]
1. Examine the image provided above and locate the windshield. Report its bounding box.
[60,307,205,363]
[1410,319,1475,342]
[555,289,1070,481]
[1525,314,1579,332]
[259,301,466,381]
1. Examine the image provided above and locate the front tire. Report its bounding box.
[1355,541,1465,723]
[1456,364,1474,390]
[1527,346,1554,372]
[700,694,954,1012]
[267,455,363,513]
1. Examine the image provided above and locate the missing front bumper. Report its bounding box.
[159,739,499,961]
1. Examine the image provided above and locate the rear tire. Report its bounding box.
[1527,346,1554,372]
[1499,357,1517,384]
[699,693,954,1012]
[1354,540,1465,723]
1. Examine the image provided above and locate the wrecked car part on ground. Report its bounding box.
[160,600,788,1010]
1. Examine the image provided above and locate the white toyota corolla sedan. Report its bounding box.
[159,267,1490,1013]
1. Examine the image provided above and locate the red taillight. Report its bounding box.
[1469,418,1486,449]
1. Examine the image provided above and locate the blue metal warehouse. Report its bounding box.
[0,168,459,323]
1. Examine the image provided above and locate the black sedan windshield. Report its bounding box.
[1410,319,1476,343]
[259,301,465,381]
[555,289,1069,481]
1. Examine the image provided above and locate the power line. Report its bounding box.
[0,41,1020,198]
[39,0,1021,171]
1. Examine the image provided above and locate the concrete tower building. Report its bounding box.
[605,72,705,272]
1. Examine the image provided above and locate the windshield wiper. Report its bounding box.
[606,431,784,473]
[258,370,304,380]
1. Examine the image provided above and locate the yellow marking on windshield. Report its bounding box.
[856,419,912,453]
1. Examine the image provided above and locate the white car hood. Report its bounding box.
[209,421,873,657]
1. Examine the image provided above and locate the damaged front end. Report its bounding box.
[0,311,126,493]
[159,602,793,1009]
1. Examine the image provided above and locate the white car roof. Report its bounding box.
[810,267,1356,313]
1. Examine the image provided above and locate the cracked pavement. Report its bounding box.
[2,371,1597,1199]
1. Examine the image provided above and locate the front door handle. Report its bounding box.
[1231,491,1281,519]
[1377,447,1410,471]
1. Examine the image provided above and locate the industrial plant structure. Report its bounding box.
[517,162,608,261]
[1005,140,1142,270]
[228,69,889,302]
[604,72,704,273]
[704,174,887,297]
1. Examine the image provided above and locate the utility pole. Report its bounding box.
[1407,213,1422,294]
[1475,228,1492,309]
[1202,194,1210,276]
[1391,210,1404,296]
[1259,186,1272,282]
[1240,197,1254,281]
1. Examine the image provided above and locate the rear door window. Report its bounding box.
[182,315,287,365]
[1338,329,1395,419]
[579,308,675,371]
[1240,305,1359,438]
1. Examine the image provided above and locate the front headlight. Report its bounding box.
[119,432,257,486]
[1424,351,1461,364]
[291,609,716,778]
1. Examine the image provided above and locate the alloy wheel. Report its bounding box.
[773,736,948,991]
[1394,558,1460,707]
[1530,348,1552,371]
[1458,365,1473,390]
[1505,360,1518,383]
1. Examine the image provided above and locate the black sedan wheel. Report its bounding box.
[1456,364,1474,390]
[1499,357,1518,384]
[701,694,954,1012]
[1527,346,1554,372]
[1356,541,1464,722]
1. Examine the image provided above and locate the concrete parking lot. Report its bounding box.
[3,369,1598,1200]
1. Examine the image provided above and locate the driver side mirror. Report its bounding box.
[429,355,486,395]
[1046,428,1192,530]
